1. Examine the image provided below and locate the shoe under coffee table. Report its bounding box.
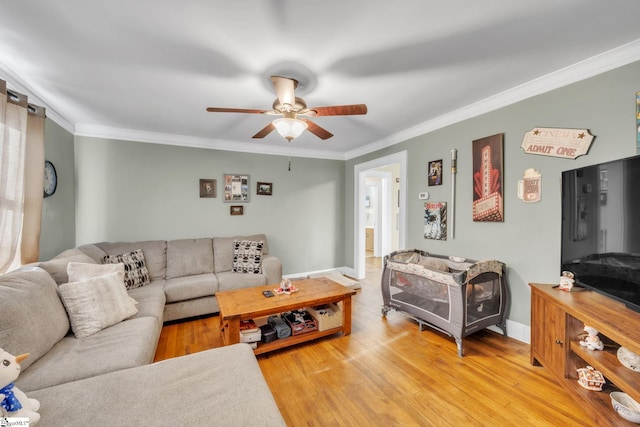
[216,277,357,355]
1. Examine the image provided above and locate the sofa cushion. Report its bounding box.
[58,270,139,338]
[126,280,166,323]
[164,273,218,303]
[16,316,160,392]
[97,240,166,281]
[217,271,267,291]
[0,266,70,370]
[233,240,264,274]
[29,344,286,427]
[39,248,98,285]
[75,244,108,263]
[166,238,214,279]
[214,234,269,273]
[103,249,151,289]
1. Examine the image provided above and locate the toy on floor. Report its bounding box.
[579,325,604,351]
[0,348,40,424]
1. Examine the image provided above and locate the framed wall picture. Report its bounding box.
[199,179,216,198]
[257,182,273,195]
[223,174,249,202]
[230,205,244,216]
[428,160,443,186]
[424,202,447,240]
[472,133,504,222]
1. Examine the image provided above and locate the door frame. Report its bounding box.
[353,151,407,279]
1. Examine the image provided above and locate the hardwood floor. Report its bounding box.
[155,258,595,426]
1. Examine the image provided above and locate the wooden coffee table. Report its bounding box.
[216,277,357,355]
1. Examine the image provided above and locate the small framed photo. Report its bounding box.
[257,182,273,196]
[199,179,216,198]
[428,160,443,186]
[230,205,244,216]
[223,174,249,202]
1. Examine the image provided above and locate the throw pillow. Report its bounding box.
[67,261,124,282]
[232,240,263,274]
[67,261,138,307]
[103,249,150,289]
[58,271,139,338]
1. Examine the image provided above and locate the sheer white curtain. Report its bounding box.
[0,79,46,273]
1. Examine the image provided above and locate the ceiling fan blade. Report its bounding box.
[306,104,368,116]
[271,76,297,107]
[252,123,275,139]
[302,119,333,140]
[206,107,270,114]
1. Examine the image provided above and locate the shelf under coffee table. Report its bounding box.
[216,277,357,355]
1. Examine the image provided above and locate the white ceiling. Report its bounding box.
[2,1,640,160]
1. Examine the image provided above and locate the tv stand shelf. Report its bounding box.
[530,283,640,426]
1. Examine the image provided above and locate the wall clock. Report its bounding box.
[44,160,57,197]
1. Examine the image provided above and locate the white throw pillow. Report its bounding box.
[67,261,124,282]
[58,271,139,338]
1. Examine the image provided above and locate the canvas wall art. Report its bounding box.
[424,202,447,240]
[472,134,504,222]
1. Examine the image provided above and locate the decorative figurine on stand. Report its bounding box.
[577,365,606,391]
[579,325,604,351]
[559,271,575,291]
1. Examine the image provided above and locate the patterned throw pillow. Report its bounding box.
[103,249,150,289]
[232,240,263,274]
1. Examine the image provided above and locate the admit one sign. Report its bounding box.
[521,128,594,159]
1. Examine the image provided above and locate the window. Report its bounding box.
[0,79,46,273]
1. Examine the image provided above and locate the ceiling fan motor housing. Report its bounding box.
[272,97,307,114]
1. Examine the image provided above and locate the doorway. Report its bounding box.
[354,151,407,279]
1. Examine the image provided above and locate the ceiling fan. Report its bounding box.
[206,76,367,141]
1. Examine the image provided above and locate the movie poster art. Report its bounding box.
[424,202,446,240]
[428,159,443,186]
[472,133,504,222]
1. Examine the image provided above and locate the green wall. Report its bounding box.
[40,120,75,261]
[73,137,345,275]
[40,60,640,329]
[345,60,640,326]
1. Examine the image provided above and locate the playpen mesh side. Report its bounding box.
[465,272,503,325]
[388,269,451,321]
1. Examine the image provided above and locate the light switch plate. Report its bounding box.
[418,192,429,200]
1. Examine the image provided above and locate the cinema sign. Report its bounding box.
[521,128,594,159]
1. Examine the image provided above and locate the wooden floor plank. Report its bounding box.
[154,257,594,426]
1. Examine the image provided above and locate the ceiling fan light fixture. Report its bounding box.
[273,117,307,141]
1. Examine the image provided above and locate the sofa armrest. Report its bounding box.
[262,255,282,285]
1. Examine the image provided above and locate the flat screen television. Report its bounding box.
[561,154,640,312]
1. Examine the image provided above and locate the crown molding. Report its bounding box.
[4,38,640,161]
[74,124,348,160]
[344,38,640,160]
[0,61,76,134]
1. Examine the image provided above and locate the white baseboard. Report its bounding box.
[284,266,358,280]
[488,319,530,344]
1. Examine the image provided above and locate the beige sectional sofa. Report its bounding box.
[40,233,282,321]
[0,234,285,426]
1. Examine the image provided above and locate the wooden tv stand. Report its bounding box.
[530,283,640,426]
